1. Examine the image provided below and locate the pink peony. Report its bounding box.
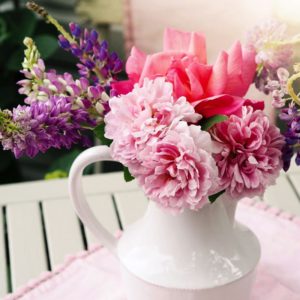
[113,28,260,117]
[136,121,220,213]
[211,106,285,199]
[105,77,201,170]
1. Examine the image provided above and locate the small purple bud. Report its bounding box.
[90,29,98,42]
[85,59,95,69]
[112,59,123,73]
[84,40,93,52]
[101,66,109,78]
[69,22,81,38]
[58,35,71,50]
[110,52,118,61]
[101,40,108,50]
[82,99,92,109]
[99,47,108,61]
[71,47,83,57]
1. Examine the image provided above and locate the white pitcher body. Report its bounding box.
[68,145,261,300]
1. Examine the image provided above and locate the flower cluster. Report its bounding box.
[0,97,94,158]
[105,29,284,211]
[246,20,300,170]
[0,3,290,213]
[58,23,122,83]
[246,20,293,93]
[211,106,284,199]
[105,77,219,212]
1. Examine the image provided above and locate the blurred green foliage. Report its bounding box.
[0,0,59,183]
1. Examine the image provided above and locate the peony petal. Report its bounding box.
[111,80,134,95]
[163,28,207,64]
[206,51,228,96]
[126,46,147,82]
[139,51,184,83]
[224,41,256,97]
[195,94,245,118]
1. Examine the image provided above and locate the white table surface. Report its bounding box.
[0,168,300,297]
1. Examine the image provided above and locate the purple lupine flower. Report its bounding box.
[279,104,300,171]
[17,57,110,124]
[0,96,95,158]
[58,23,123,84]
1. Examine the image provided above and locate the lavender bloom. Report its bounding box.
[18,57,109,123]
[247,20,293,94]
[279,104,300,171]
[0,97,95,158]
[58,24,123,84]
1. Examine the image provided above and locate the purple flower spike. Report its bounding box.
[69,23,81,38]
[58,35,71,49]
[58,23,123,84]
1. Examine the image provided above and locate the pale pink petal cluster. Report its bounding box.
[105,77,201,171]
[246,20,293,69]
[137,122,220,212]
[211,106,285,199]
[105,77,222,212]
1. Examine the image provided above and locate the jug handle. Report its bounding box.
[68,145,118,256]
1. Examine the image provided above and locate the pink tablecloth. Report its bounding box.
[4,199,300,300]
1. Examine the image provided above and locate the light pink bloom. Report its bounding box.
[136,122,220,213]
[246,20,293,70]
[211,106,285,200]
[105,77,201,170]
[112,28,259,118]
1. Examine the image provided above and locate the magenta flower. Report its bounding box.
[211,106,285,199]
[137,122,220,213]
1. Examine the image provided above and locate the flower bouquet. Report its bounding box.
[2,2,300,299]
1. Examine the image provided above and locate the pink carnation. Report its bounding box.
[136,122,220,213]
[105,77,201,170]
[211,106,285,199]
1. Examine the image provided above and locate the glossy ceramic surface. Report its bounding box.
[68,145,261,299]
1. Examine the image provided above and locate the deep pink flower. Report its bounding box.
[105,78,201,170]
[211,106,285,199]
[136,122,220,213]
[113,28,260,117]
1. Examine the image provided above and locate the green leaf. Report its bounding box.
[6,10,37,43]
[0,17,9,44]
[45,169,68,180]
[35,34,58,58]
[47,149,93,176]
[123,166,134,182]
[93,123,112,146]
[6,48,23,71]
[200,115,228,131]
[208,190,225,203]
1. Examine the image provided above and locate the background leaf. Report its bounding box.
[93,123,112,146]
[35,34,59,58]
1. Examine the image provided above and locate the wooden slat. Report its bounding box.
[84,194,120,248]
[6,202,48,290]
[0,172,137,205]
[114,190,148,228]
[42,198,84,268]
[263,174,300,215]
[0,207,8,297]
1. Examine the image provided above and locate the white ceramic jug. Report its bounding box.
[68,145,261,300]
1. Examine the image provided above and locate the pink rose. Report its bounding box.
[113,28,261,117]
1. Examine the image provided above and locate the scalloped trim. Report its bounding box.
[4,202,300,299]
